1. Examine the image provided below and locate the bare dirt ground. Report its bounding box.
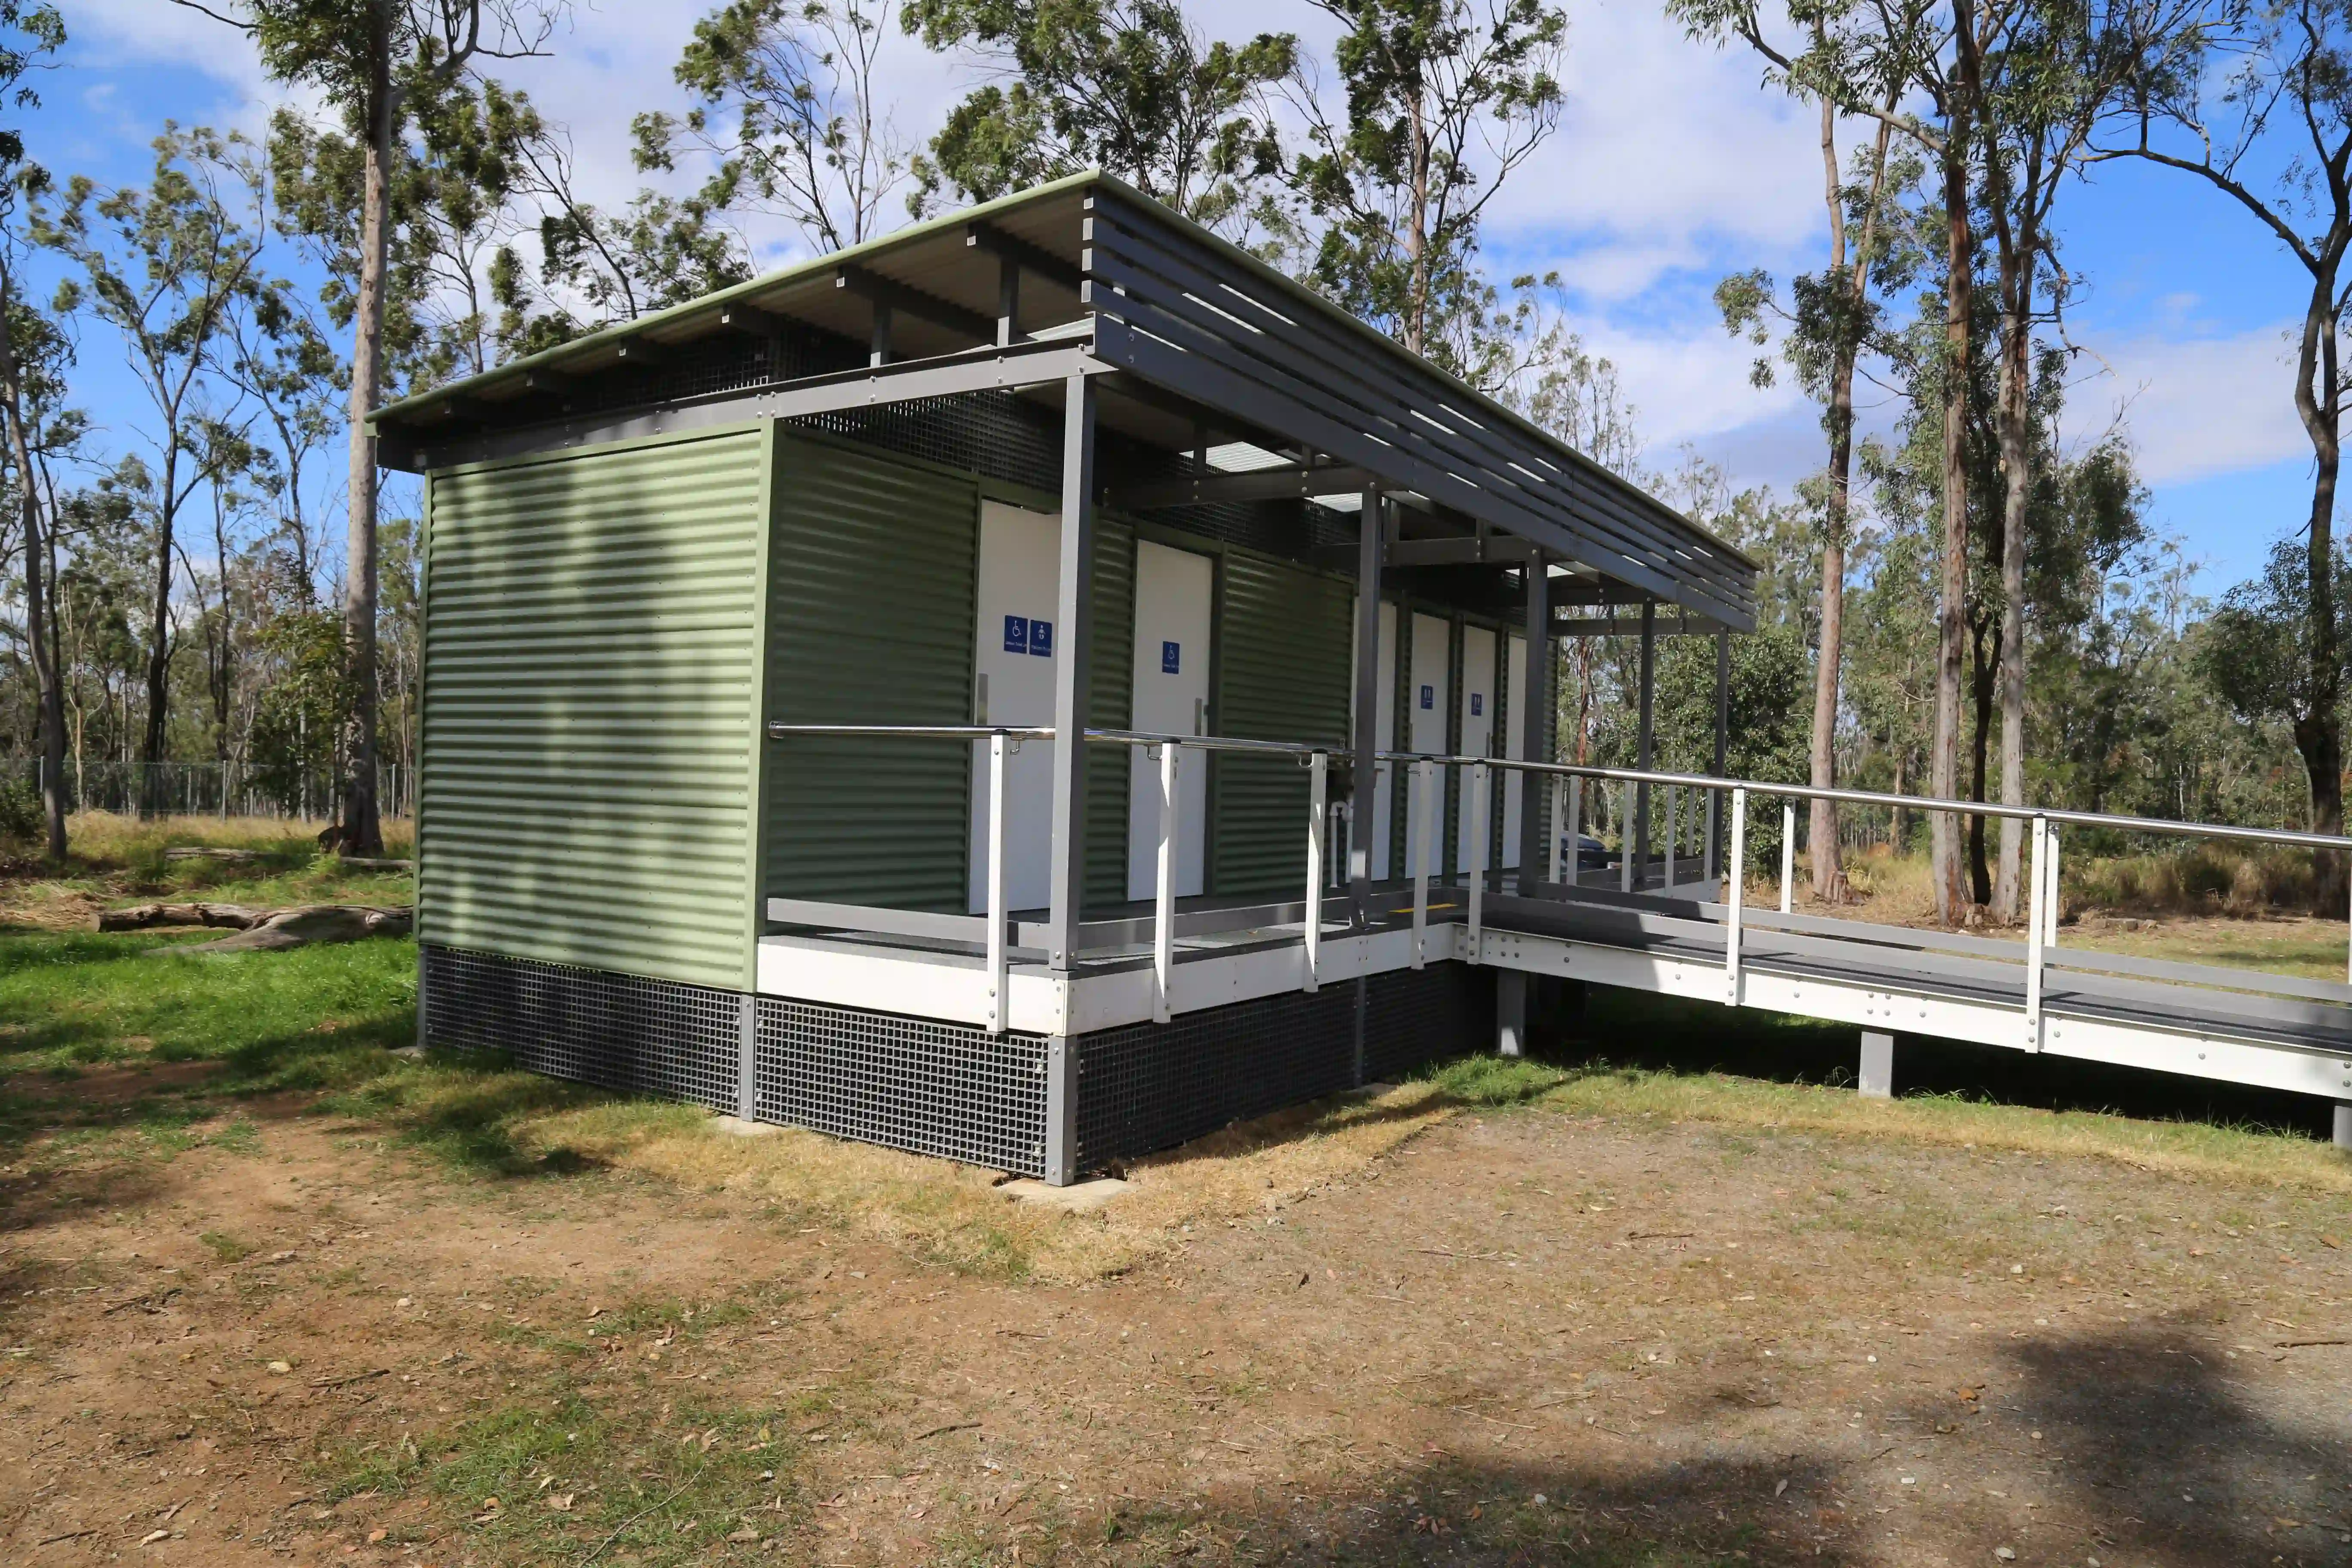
[6,1078,2350,1568]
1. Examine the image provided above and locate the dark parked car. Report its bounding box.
[1560,833,1611,873]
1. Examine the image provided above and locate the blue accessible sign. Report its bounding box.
[1002,614,1029,654]
[1029,619,1054,657]
[1420,683,1434,710]
[1162,640,1181,674]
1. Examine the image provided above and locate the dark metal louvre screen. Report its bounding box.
[422,945,740,1111]
[1074,985,1357,1169]
[756,998,1049,1177]
[1362,964,1488,1081]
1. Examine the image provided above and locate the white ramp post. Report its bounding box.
[1779,800,1795,914]
[2024,813,2047,1052]
[1412,758,1435,968]
[1466,761,1487,962]
[1859,1032,1895,1098]
[1663,786,1678,891]
[1304,750,1326,992]
[986,733,1009,1035]
[1620,781,1635,892]
[1153,741,1177,1023]
[1559,776,1577,887]
[1704,790,1718,885]
[1726,786,1746,1005]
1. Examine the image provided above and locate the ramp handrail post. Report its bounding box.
[1664,785,1678,892]
[1727,786,1746,1005]
[1559,776,1576,887]
[986,732,1009,1035]
[1467,760,1488,962]
[1412,757,1435,968]
[1620,781,1635,892]
[1304,750,1326,992]
[2025,812,2047,1051]
[1779,800,1795,913]
[2045,825,2061,950]
[1704,790,1718,885]
[1154,741,1177,1024]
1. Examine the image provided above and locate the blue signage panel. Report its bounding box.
[1028,619,1054,657]
[1419,683,1434,710]
[1161,640,1181,674]
[1002,614,1029,654]
[1470,692,1484,717]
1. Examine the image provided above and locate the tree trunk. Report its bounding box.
[140,445,178,817]
[1930,138,1973,926]
[1809,93,1852,905]
[340,49,393,856]
[1991,193,2034,923]
[1968,614,1994,907]
[2288,262,2346,916]
[0,279,66,859]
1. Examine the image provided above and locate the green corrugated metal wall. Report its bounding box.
[764,432,980,914]
[1210,551,1355,897]
[419,426,771,991]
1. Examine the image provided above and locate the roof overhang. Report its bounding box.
[375,172,1758,630]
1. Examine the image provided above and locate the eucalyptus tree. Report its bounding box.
[1676,0,1920,904]
[0,0,65,854]
[1285,0,1566,364]
[2098,0,2352,851]
[172,0,558,853]
[37,127,266,802]
[901,0,1294,232]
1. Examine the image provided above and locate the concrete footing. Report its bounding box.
[1859,1031,1895,1099]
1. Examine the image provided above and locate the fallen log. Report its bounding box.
[162,847,265,864]
[96,902,266,932]
[170,905,413,953]
[336,857,415,872]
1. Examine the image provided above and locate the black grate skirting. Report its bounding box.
[426,945,1488,1181]
[1363,963,1491,1082]
[421,945,741,1111]
[755,997,1049,1177]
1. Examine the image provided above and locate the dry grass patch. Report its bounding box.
[511,1081,1459,1283]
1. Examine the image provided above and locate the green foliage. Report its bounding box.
[246,609,354,815]
[902,0,1293,230]
[0,773,37,839]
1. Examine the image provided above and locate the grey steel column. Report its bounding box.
[1516,553,1551,893]
[1046,374,1097,971]
[1349,486,1384,923]
[1634,600,1656,886]
[2334,1102,2352,1151]
[1712,627,1730,869]
[1044,1035,1078,1184]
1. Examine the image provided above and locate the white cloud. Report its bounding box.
[2063,323,2307,484]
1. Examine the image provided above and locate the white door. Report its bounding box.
[1355,596,1400,879]
[1456,625,1495,875]
[1127,541,1213,900]
[1404,612,1451,878]
[1501,631,1528,870]
[969,502,1062,915]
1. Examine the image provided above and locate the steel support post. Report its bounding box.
[2335,1102,2352,1151]
[1517,554,1553,893]
[1044,1035,1077,1185]
[1350,488,1385,924]
[1635,600,1656,887]
[736,993,757,1121]
[1859,1031,1895,1099]
[1046,374,1097,971]
[1497,970,1528,1058]
[1713,628,1730,871]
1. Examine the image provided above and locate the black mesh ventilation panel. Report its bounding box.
[1073,985,1358,1170]
[755,998,1050,1176]
[422,945,741,1111]
[1361,964,1490,1081]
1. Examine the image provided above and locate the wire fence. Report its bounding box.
[18,759,415,822]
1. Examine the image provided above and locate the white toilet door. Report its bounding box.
[1127,540,1214,900]
[1404,612,1451,878]
[968,502,1062,915]
[1456,625,1495,874]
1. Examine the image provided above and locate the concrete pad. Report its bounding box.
[711,1115,779,1139]
[998,1176,1133,1211]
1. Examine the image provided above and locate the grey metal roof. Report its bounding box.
[377,170,1757,627]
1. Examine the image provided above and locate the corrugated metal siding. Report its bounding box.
[765,434,979,913]
[420,427,769,991]
[1085,517,1136,907]
[1210,551,1354,896]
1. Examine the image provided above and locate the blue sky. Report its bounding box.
[24,0,2324,595]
